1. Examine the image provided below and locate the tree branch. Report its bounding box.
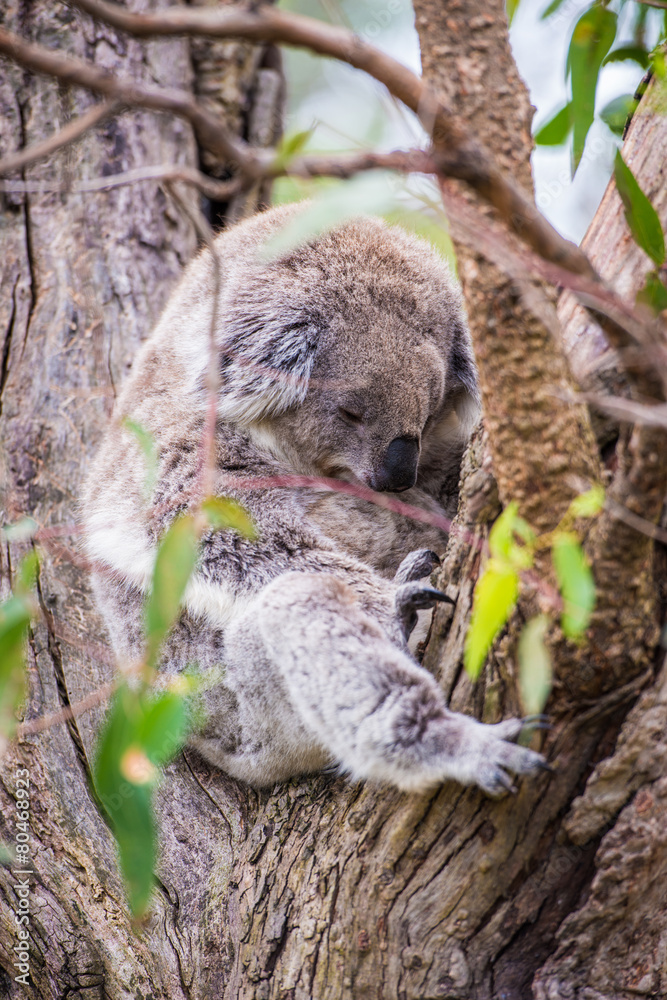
[0,148,435,198]
[0,26,263,174]
[67,0,597,280]
[0,98,118,176]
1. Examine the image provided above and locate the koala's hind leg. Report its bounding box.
[249,571,547,796]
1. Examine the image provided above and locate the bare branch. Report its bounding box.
[568,391,667,431]
[0,148,434,199]
[0,163,241,200]
[68,0,597,281]
[437,177,667,397]
[0,99,118,176]
[0,26,263,175]
[18,679,117,736]
[162,183,221,501]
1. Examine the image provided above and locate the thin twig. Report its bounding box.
[605,495,667,547]
[0,148,434,197]
[18,680,117,736]
[0,99,118,176]
[0,163,241,199]
[162,183,222,501]
[566,390,667,431]
[65,0,597,281]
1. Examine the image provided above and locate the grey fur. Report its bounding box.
[82,205,546,795]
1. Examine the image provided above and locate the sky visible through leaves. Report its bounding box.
[278,0,663,242]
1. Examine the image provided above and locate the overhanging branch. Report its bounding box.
[67,0,597,281]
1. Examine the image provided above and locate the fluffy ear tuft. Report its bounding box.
[216,310,321,425]
[447,321,481,436]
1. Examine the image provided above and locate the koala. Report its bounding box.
[82,204,547,796]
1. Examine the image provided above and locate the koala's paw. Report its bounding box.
[394,548,441,585]
[472,718,552,797]
[395,582,454,639]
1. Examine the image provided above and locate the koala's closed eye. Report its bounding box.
[338,407,364,425]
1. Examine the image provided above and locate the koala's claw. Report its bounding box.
[521,713,552,731]
[471,720,552,797]
[394,548,441,585]
[395,582,454,639]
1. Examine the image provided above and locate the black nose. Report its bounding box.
[374,436,420,492]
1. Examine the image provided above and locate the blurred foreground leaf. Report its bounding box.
[518,615,552,715]
[93,684,190,917]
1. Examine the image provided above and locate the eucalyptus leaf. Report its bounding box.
[262,173,400,259]
[637,270,667,315]
[534,103,573,146]
[567,484,605,519]
[614,151,665,266]
[552,532,596,638]
[488,502,534,569]
[0,592,32,741]
[464,561,519,679]
[201,496,257,539]
[568,6,617,172]
[507,0,521,26]
[602,45,649,69]
[124,418,158,498]
[93,684,191,917]
[541,0,568,19]
[273,127,315,170]
[144,515,199,670]
[600,94,638,136]
[518,615,552,715]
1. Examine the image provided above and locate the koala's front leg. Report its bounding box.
[252,571,547,795]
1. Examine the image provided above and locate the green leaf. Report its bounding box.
[383,207,456,267]
[567,484,605,519]
[614,151,665,266]
[568,6,617,172]
[273,127,315,170]
[518,615,552,715]
[201,496,257,540]
[599,93,639,136]
[0,591,32,741]
[488,502,535,569]
[534,103,573,146]
[552,532,596,639]
[651,49,666,80]
[144,515,199,669]
[138,690,189,766]
[17,550,40,593]
[124,417,158,498]
[262,172,399,259]
[93,684,191,916]
[602,45,650,69]
[637,270,667,315]
[541,0,567,19]
[464,561,520,679]
[507,0,521,26]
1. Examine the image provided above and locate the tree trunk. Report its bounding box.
[0,3,665,999]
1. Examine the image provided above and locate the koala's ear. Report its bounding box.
[216,310,320,424]
[447,322,481,435]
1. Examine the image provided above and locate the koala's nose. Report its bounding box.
[374,436,420,492]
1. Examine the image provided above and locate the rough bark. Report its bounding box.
[0,3,665,1000]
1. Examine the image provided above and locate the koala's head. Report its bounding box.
[217,213,479,493]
